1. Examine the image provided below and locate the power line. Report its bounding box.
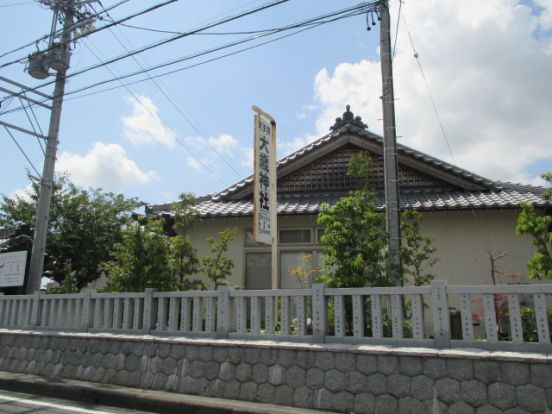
[401,12,455,164]
[114,22,286,36]
[0,0,179,111]
[94,1,242,180]
[4,126,41,177]
[0,0,175,70]
[18,95,46,155]
[392,0,402,58]
[83,40,230,187]
[0,0,34,7]
[16,0,289,90]
[0,0,132,62]
[64,6,368,98]
[400,9,493,251]
[1,2,374,115]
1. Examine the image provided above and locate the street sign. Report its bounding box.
[253,106,276,245]
[0,251,27,287]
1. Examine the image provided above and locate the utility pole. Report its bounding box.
[27,3,74,293]
[379,0,402,284]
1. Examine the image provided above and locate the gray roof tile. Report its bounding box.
[151,188,547,218]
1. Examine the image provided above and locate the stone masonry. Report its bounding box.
[0,330,551,413]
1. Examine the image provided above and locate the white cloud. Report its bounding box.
[184,133,250,174]
[57,142,157,192]
[7,185,33,202]
[536,0,552,29]
[295,103,318,120]
[309,0,552,183]
[277,133,318,158]
[186,156,201,171]
[241,147,253,168]
[122,95,176,147]
[207,134,238,156]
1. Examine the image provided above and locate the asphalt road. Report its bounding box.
[0,389,153,414]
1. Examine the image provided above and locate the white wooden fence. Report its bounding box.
[1,281,551,351]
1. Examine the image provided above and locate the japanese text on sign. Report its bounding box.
[0,251,27,287]
[253,108,275,245]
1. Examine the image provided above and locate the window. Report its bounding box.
[279,229,312,244]
[245,252,272,289]
[281,251,313,289]
[316,228,325,244]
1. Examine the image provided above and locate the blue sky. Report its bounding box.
[1,0,551,206]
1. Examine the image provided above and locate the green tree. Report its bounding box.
[169,235,203,290]
[170,192,198,235]
[0,174,141,289]
[317,190,389,287]
[167,193,202,290]
[516,172,552,280]
[317,152,389,287]
[400,209,438,286]
[317,151,437,288]
[202,227,237,289]
[46,261,79,294]
[101,220,175,292]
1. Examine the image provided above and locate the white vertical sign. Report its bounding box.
[253,106,276,245]
[253,106,278,288]
[0,251,27,287]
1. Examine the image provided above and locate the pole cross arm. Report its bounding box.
[0,87,52,110]
[0,120,48,140]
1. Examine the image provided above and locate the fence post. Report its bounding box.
[312,283,327,343]
[30,291,41,329]
[142,288,157,334]
[81,291,93,331]
[0,292,4,327]
[431,280,450,348]
[216,286,231,339]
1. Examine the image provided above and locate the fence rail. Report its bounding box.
[1,281,551,351]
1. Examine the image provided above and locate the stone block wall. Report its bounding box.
[0,330,551,413]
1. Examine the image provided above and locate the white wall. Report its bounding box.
[188,209,537,288]
[421,209,535,285]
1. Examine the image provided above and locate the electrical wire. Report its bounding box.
[112,21,276,36]
[84,39,229,187]
[1,2,375,115]
[401,13,455,164]
[63,22,323,101]
[4,126,41,177]
[0,0,34,7]
[392,0,402,58]
[18,95,46,156]
[400,9,493,251]
[0,0,132,61]
[63,6,368,98]
[94,1,243,180]
[8,0,288,92]
[0,0,175,70]
[0,0,179,107]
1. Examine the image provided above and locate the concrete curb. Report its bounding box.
[0,371,332,414]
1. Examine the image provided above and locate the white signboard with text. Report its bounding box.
[253,107,276,245]
[0,251,27,287]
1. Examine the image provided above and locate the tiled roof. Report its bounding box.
[212,123,498,201]
[149,187,547,218]
[147,107,549,218]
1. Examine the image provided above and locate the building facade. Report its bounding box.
[149,107,548,290]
